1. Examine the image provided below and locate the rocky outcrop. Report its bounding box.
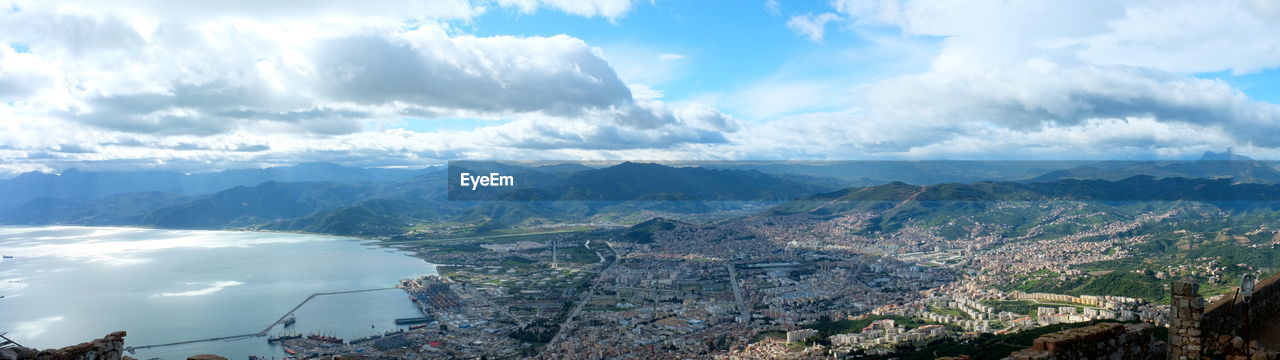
[4,331,132,360]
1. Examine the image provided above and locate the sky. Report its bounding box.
[2,0,1280,175]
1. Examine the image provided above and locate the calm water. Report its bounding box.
[0,226,437,359]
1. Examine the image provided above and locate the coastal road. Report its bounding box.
[383,228,597,245]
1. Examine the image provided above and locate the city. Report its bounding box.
[109,186,1269,359]
[5,1,1280,359]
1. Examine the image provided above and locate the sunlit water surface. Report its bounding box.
[0,226,436,359]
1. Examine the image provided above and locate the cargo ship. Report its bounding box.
[393,316,433,325]
[349,329,407,344]
[281,315,296,327]
[348,333,383,345]
[267,332,301,343]
[306,332,343,344]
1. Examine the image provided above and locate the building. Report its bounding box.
[786,329,819,343]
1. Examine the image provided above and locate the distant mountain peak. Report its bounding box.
[613,161,659,168]
[1199,151,1253,161]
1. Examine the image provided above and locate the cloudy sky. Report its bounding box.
[2,0,1280,175]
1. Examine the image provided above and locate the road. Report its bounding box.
[586,239,606,264]
[382,228,593,245]
[544,240,616,347]
[725,263,748,318]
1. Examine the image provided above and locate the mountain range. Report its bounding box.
[3,155,1279,237]
[0,162,431,210]
[0,161,840,235]
[1027,152,1280,184]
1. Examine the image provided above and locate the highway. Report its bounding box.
[725,263,748,318]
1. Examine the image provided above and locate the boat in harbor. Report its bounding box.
[281,315,296,327]
[351,328,406,344]
[348,333,383,345]
[306,332,343,344]
[394,316,433,325]
[267,332,302,343]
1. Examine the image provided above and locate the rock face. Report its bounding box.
[1006,323,1165,360]
[6,331,128,360]
[2,332,227,360]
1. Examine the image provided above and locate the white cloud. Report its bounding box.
[862,62,1280,146]
[598,46,691,86]
[496,0,638,21]
[0,0,740,175]
[829,0,1280,74]
[674,103,740,132]
[726,113,1247,160]
[658,53,686,61]
[7,0,485,25]
[741,0,1280,159]
[0,14,642,135]
[627,84,665,101]
[1072,1,1280,74]
[727,79,858,120]
[787,12,843,42]
[764,0,782,16]
[5,0,1280,175]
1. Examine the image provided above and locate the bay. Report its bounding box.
[0,226,437,359]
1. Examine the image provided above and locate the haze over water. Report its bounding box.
[0,226,437,358]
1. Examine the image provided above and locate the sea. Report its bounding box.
[0,226,437,359]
